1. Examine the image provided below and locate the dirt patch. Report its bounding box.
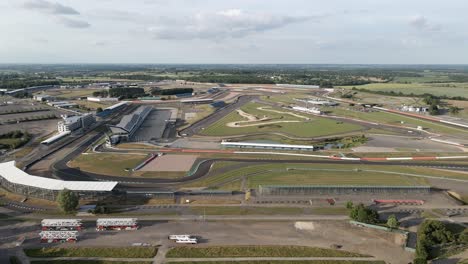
[236,109,260,121]
[294,221,315,231]
[141,154,198,172]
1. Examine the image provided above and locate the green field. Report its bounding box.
[168,261,385,264]
[166,246,369,258]
[200,103,364,138]
[189,206,307,215]
[31,261,152,264]
[321,106,466,135]
[338,82,468,97]
[69,153,147,177]
[44,88,100,99]
[24,247,158,258]
[183,162,468,190]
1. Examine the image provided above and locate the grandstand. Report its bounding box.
[96,101,129,118]
[258,185,431,196]
[221,141,315,151]
[0,161,118,200]
[109,105,152,141]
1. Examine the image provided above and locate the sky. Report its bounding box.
[1,0,467,64]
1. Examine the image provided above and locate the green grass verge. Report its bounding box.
[24,247,158,258]
[31,261,152,264]
[166,246,369,258]
[167,261,385,264]
[189,206,307,215]
[321,106,466,135]
[184,162,459,190]
[69,153,147,177]
[200,102,364,137]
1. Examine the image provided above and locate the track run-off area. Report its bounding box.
[50,140,468,188]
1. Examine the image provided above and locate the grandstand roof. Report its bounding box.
[41,131,71,144]
[105,101,128,111]
[113,106,152,133]
[0,161,117,191]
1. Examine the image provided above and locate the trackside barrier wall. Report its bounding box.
[349,221,414,252]
[258,185,431,196]
[133,153,158,171]
[186,159,207,177]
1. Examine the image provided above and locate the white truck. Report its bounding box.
[168,234,192,240]
[175,237,198,244]
[168,234,198,244]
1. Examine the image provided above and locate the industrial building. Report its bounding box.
[221,141,315,151]
[109,105,152,141]
[34,94,54,102]
[0,161,118,200]
[57,114,95,133]
[47,101,78,108]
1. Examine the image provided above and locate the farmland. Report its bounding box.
[338,82,468,98]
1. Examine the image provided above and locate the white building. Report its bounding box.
[401,105,429,113]
[294,98,338,106]
[57,114,95,133]
[58,116,82,133]
[87,97,119,102]
[34,94,54,102]
[292,106,322,114]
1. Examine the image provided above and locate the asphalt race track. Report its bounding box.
[179,95,258,136]
[51,147,468,190]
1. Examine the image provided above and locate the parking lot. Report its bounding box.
[7,220,413,263]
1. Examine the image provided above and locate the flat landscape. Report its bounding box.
[200,102,364,138]
[338,82,468,97]
[1,63,468,264]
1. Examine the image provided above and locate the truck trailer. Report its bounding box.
[96,218,139,231]
[39,231,78,243]
[41,219,83,231]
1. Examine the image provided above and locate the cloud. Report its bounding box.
[409,15,441,31]
[23,0,91,28]
[23,0,80,15]
[58,17,90,28]
[147,9,314,40]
